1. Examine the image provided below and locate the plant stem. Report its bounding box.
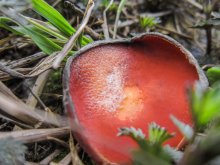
[206,27,212,55]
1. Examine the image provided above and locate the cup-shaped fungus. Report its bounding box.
[63,33,208,164]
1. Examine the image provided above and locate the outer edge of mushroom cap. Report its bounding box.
[62,32,209,164]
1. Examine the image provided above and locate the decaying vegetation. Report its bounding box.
[0,0,220,164]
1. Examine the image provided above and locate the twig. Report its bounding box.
[58,153,72,165]
[64,1,84,15]
[0,68,32,81]
[0,114,33,129]
[185,0,203,10]
[202,64,216,70]
[52,0,61,7]
[0,62,26,79]
[0,81,22,102]
[84,26,102,40]
[53,0,94,69]
[47,137,69,148]
[25,70,51,110]
[39,149,60,165]
[25,162,39,165]
[0,127,69,143]
[6,52,46,68]
[69,132,84,165]
[140,11,172,18]
[0,92,68,127]
[65,1,101,40]
[102,0,114,39]
[206,27,212,55]
[156,25,193,40]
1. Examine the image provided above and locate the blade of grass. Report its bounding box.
[0,7,62,54]
[0,17,23,35]
[24,28,62,54]
[31,0,75,37]
[23,15,67,41]
[113,0,128,39]
[31,0,92,45]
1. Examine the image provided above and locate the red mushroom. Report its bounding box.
[63,33,208,164]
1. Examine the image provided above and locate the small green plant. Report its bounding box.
[101,0,117,11]
[118,124,173,165]
[0,0,92,55]
[139,16,159,31]
[206,66,220,86]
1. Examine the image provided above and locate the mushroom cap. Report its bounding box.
[63,33,208,164]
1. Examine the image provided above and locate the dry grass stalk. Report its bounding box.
[52,0,95,69]
[39,149,60,165]
[26,70,51,109]
[69,133,84,165]
[0,127,69,143]
[47,137,69,148]
[58,153,71,165]
[0,92,67,127]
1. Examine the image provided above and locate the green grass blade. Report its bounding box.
[23,16,67,41]
[0,16,61,54]
[24,28,62,54]
[31,0,92,45]
[31,0,75,37]
[0,17,23,35]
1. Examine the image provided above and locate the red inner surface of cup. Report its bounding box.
[68,36,199,164]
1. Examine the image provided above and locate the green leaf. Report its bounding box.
[24,28,62,54]
[148,122,174,146]
[23,16,67,41]
[0,17,23,35]
[190,82,220,130]
[31,0,75,37]
[118,126,172,164]
[170,115,194,141]
[0,17,62,55]
[139,16,159,29]
[31,0,92,46]
[118,127,150,152]
[207,67,220,85]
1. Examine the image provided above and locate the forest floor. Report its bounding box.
[0,0,220,164]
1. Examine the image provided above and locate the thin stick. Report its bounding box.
[0,127,69,143]
[25,70,51,110]
[0,62,26,79]
[185,0,203,10]
[102,0,114,39]
[0,114,33,129]
[0,81,22,102]
[0,92,67,127]
[39,149,60,165]
[53,0,94,69]
[58,153,72,165]
[47,137,69,148]
[69,132,84,165]
[113,0,128,39]
[7,52,46,68]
